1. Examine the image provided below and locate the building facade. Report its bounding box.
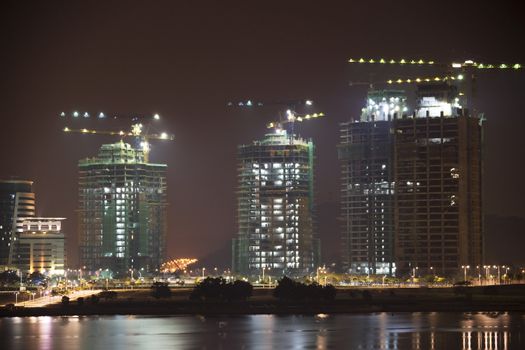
[233,130,318,276]
[14,218,66,275]
[338,90,406,275]
[78,141,168,274]
[393,83,483,277]
[0,180,36,266]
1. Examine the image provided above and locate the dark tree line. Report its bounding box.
[273,277,337,301]
[190,277,253,301]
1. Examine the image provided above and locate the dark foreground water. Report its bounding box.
[1,312,524,349]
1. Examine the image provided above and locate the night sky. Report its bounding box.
[1,1,524,268]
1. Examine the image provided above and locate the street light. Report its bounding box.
[202,267,206,278]
[461,265,470,282]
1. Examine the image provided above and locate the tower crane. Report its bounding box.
[60,112,174,162]
[227,98,325,134]
[347,57,523,115]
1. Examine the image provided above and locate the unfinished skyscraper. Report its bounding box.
[78,141,167,274]
[338,90,406,275]
[340,83,483,277]
[233,130,318,276]
[394,83,483,277]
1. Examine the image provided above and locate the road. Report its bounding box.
[15,289,102,307]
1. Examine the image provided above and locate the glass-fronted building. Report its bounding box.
[0,180,36,266]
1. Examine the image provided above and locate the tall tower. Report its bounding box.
[338,90,406,275]
[78,141,168,274]
[393,83,483,276]
[233,130,318,277]
[0,180,36,266]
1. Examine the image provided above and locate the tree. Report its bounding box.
[151,282,172,299]
[61,296,70,307]
[274,277,337,301]
[99,291,118,300]
[190,277,253,301]
[0,270,19,286]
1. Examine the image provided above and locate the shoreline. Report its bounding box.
[2,300,525,317]
[3,284,525,317]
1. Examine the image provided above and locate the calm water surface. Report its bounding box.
[1,312,524,349]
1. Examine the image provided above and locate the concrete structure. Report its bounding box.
[232,130,319,276]
[393,83,483,277]
[14,218,66,275]
[338,90,406,275]
[0,180,36,266]
[339,83,483,277]
[78,141,168,274]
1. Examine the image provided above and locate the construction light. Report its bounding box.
[513,63,522,69]
[389,59,396,64]
[154,114,160,120]
[418,59,424,64]
[358,58,365,63]
[305,100,313,106]
[499,64,508,69]
[400,59,406,64]
[369,59,375,63]
[83,112,89,118]
[64,127,70,132]
[379,58,386,63]
[348,58,355,62]
[98,112,105,118]
[457,74,464,80]
[73,111,79,117]
[60,112,66,117]
[81,128,88,133]
[160,132,168,139]
[319,112,325,117]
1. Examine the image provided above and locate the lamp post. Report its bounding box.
[461,265,470,282]
[15,292,19,304]
[202,267,206,278]
[477,265,481,285]
[493,265,499,285]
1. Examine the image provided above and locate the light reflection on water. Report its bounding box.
[0,312,523,349]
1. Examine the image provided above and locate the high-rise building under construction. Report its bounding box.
[232,130,319,276]
[394,83,483,276]
[338,90,406,275]
[339,83,483,277]
[78,141,167,274]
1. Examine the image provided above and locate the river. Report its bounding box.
[1,312,523,349]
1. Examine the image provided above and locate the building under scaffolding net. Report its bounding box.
[232,130,319,277]
[78,141,167,274]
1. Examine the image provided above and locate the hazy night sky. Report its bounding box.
[1,1,524,268]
